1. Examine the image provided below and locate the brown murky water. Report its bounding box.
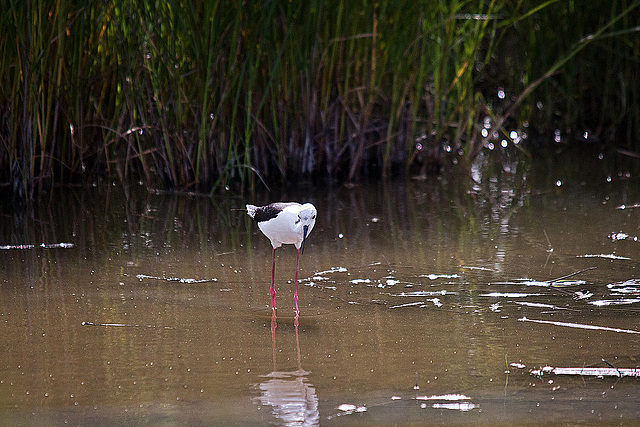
[1,171,639,425]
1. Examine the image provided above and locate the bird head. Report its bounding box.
[297,203,317,255]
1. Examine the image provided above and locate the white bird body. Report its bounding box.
[246,202,317,312]
[247,202,317,251]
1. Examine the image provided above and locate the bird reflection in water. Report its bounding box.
[254,312,319,426]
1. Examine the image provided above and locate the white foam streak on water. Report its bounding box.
[314,267,347,275]
[492,278,586,287]
[336,404,367,413]
[607,279,640,294]
[416,393,471,401]
[431,402,477,411]
[391,290,453,297]
[416,394,477,412]
[419,273,461,280]
[136,274,217,283]
[609,232,638,241]
[461,266,494,271]
[515,279,552,287]
[589,298,640,306]
[481,292,544,298]
[577,253,632,260]
[429,298,443,307]
[489,280,550,287]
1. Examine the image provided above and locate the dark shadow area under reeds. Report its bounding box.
[1,0,639,199]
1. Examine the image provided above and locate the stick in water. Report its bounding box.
[82,321,173,329]
[519,317,640,334]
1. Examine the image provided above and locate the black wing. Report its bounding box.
[252,202,297,223]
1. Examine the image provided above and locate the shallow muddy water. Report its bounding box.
[1,171,639,425]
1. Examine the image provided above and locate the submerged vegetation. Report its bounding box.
[1,0,639,199]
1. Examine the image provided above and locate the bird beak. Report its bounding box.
[301,225,309,255]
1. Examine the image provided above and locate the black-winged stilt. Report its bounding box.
[246,202,317,313]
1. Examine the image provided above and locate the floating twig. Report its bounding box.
[531,366,640,378]
[543,229,553,253]
[519,317,640,334]
[602,358,622,377]
[82,321,174,329]
[389,301,425,309]
[549,267,596,283]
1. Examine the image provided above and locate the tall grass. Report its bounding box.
[1,0,638,200]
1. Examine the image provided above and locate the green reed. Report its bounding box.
[1,0,638,199]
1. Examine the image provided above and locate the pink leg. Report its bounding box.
[270,309,277,371]
[294,247,300,314]
[271,307,277,338]
[270,247,277,309]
